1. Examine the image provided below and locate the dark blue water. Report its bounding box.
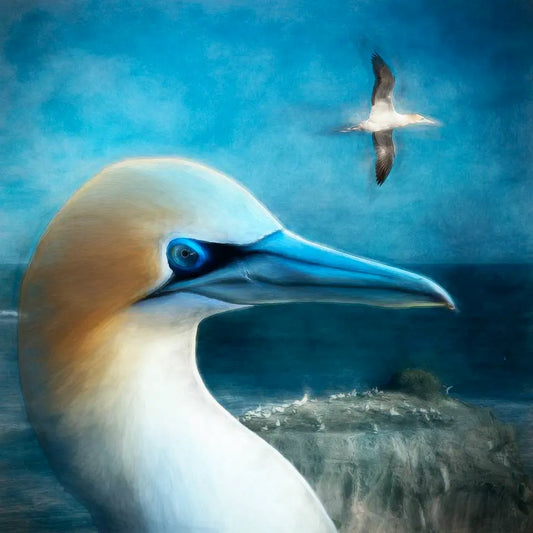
[0,263,532,529]
[198,264,533,407]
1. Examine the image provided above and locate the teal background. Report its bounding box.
[0,0,531,264]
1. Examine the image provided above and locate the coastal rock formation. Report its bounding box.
[241,373,533,533]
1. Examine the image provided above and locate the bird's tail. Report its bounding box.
[335,124,363,133]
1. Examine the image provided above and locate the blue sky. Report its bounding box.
[0,0,531,264]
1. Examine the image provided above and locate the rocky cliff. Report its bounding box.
[241,372,532,532]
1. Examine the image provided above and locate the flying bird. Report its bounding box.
[19,158,454,532]
[339,53,438,185]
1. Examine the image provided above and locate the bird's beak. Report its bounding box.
[173,230,455,310]
[420,117,439,126]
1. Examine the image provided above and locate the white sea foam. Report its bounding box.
[0,309,17,319]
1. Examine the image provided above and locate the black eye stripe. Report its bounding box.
[166,239,247,282]
[146,231,284,301]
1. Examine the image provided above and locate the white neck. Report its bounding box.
[59,294,334,532]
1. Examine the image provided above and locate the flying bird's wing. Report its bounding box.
[372,130,395,185]
[371,53,395,106]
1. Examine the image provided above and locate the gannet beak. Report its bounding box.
[162,230,455,310]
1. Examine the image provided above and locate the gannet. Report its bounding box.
[338,53,438,185]
[18,158,454,532]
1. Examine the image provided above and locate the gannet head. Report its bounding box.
[21,158,453,331]
[409,113,438,126]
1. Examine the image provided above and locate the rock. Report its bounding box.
[241,388,532,532]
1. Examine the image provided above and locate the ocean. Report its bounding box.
[0,263,532,530]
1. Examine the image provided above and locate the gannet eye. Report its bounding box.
[167,239,208,271]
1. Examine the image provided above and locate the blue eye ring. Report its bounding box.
[167,238,209,271]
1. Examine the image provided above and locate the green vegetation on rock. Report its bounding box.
[385,368,443,400]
